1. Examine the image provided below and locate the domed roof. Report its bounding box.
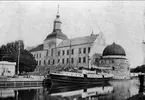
[45,29,68,40]
[103,42,126,56]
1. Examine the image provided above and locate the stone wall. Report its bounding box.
[100,58,130,79]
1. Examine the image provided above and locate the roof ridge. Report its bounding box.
[69,34,98,40]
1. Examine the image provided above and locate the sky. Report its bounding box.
[0,1,145,68]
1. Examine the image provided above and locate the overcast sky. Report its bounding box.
[0,1,145,68]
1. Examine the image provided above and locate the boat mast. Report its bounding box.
[17,40,20,75]
[17,2,21,75]
[69,40,72,68]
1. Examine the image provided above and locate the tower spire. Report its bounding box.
[91,29,94,36]
[53,5,61,31]
[57,4,59,15]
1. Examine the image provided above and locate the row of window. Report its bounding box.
[57,47,91,56]
[57,49,74,56]
[37,57,88,65]
[33,53,41,58]
[33,47,91,58]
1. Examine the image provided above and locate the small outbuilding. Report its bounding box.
[0,61,16,77]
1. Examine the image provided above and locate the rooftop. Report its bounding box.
[29,44,43,52]
[57,34,99,47]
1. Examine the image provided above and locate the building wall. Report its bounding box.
[31,42,105,72]
[0,61,16,76]
[31,50,47,66]
[100,58,130,79]
[56,43,93,68]
[30,34,106,72]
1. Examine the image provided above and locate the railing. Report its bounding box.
[0,81,43,88]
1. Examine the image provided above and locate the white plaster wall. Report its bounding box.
[0,62,16,76]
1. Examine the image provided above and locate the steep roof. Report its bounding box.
[57,34,99,47]
[45,30,68,40]
[29,44,43,52]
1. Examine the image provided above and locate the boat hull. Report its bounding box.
[49,73,112,85]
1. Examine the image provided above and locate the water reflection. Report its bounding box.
[0,87,43,100]
[0,79,141,100]
[48,83,113,99]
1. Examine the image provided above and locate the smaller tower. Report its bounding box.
[53,4,61,31]
[44,5,68,50]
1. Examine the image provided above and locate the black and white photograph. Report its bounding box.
[0,0,145,100]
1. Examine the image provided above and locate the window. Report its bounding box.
[95,58,98,62]
[62,50,65,55]
[83,57,86,63]
[46,50,49,56]
[71,49,74,55]
[52,60,55,64]
[71,58,74,63]
[88,47,91,53]
[67,58,69,63]
[37,61,38,65]
[62,59,65,64]
[58,59,60,63]
[67,50,69,55]
[48,60,50,65]
[79,57,81,63]
[33,54,35,57]
[37,54,38,58]
[39,60,41,65]
[128,67,130,71]
[79,48,81,54]
[112,66,115,70]
[51,49,53,56]
[40,53,41,58]
[58,51,60,56]
[44,60,46,65]
[83,48,86,54]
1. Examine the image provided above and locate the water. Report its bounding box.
[0,78,141,100]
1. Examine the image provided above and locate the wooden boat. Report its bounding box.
[49,68,113,85]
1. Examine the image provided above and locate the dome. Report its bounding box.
[45,30,68,40]
[103,42,126,56]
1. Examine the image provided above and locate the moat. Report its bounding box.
[0,78,143,100]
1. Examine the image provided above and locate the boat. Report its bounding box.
[49,67,113,85]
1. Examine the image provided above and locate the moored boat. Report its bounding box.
[49,68,113,85]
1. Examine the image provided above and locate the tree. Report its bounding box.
[132,65,145,73]
[0,40,37,73]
